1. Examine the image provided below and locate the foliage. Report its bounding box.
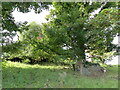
[1,2,50,46]
[45,2,90,62]
[2,2,119,64]
[3,22,66,64]
[2,2,50,32]
[85,7,119,63]
[43,2,119,63]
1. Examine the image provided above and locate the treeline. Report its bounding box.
[1,2,119,65]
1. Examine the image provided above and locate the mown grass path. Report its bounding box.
[2,61,119,88]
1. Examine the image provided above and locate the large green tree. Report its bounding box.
[43,2,119,63]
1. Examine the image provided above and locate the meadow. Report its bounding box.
[1,2,119,89]
[2,61,119,88]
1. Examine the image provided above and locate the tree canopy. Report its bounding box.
[1,2,119,65]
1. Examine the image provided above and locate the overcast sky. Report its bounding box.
[12,9,49,24]
[12,8,118,65]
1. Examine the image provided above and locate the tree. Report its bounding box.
[1,2,51,61]
[85,4,119,63]
[1,2,51,45]
[43,2,119,64]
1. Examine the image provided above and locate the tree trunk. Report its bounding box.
[76,44,86,63]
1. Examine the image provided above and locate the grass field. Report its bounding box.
[2,61,119,88]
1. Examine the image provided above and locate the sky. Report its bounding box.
[12,9,50,24]
[12,8,119,65]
